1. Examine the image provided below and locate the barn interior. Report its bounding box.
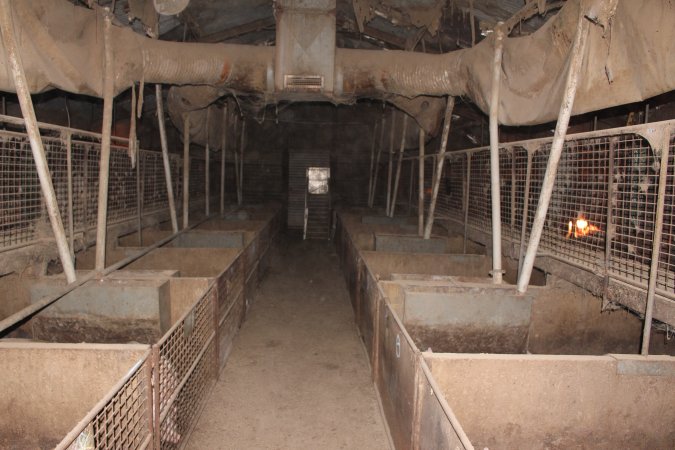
[1,0,674,448]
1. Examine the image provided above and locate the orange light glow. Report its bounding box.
[566,216,601,239]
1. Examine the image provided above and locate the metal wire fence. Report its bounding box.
[409,120,675,299]
[0,116,209,254]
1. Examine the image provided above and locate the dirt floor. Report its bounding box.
[186,234,391,449]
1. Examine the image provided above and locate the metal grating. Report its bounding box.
[609,135,657,283]
[657,137,675,291]
[467,150,491,231]
[435,153,465,221]
[61,356,152,450]
[0,118,196,253]
[535,139,609,270]
[160,339,215,449]
[409,120,675,299]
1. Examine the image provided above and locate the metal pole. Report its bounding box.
[386,109,395,214]
[367,121,378,207]
[155,84,178,233]
[233,115,241,205]
[182,113,190,229]
[489,23,505,284]
[205,107,211,216]
[407,158,415,214]
[424,96,455,239]
[517,14,590,293]
[0,0,77,283]
[136,149,142,246]
[418,128,425,236]
[370,115,386,207]
[238,119,245,205]
[517,149,533,276]
[463,154,471,252]
[389,114,408,217]
[220,105,227,215]
[66,133,74,261]
[641,131,671,355]
[94,11,114,273]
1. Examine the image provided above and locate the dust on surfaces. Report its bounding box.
[406,324,529,353]
[265,339,281,348]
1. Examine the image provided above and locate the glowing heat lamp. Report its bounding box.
[566,216,601,239]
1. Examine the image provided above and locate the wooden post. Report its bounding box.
[424,97,455,239]
[386,109,395,214]
[418,128,425,236]
[517,14,590,292]
[155,84,178,232]
[205,107,211,216]
[220,105,227,214]
[369,115,386,207]
[182,114,191,229]
[389,114,408,217]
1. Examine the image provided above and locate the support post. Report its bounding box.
[389,114,408,217]
[641,131,671,354]
[182,113,190,229]
[418,128,425,236]
[517,149,533,276]
[220,105,227,215]
[489,23,505,284]
[0,0,76,281]
[205,107,211,216]
[424,96,455,239]
[94,11,114,273]
[155,84,178,233]
[463,154,472,252]
[386,109,395,214]
[136,149,142,246]
[233,115,241,206]
[238,118,245,205]
[407,158,415,213]
[369,115,386,207]
[517,14,590,293]
[66,133,74,261]
[367,121,378,207]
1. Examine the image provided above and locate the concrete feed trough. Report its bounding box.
[25,270,209,344]
[381,277,663,355]
[0,342,150,449]
[424,352,675,449]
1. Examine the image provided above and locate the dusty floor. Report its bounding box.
[186,234,391,450]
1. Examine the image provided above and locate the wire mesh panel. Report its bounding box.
[435,153,466,222]
[61,356,152,450]
[0,132,42,248]
[535,139,609,269]
[157,285,216,449]
[512,146,531,237]
[609,134,658,284]
[189,158,206,199]
[108,146,138,223]
[159,339,215,449]
[499,148,514,240]
[0,117,194,254]
[657,134,675,292]
[468,150,491,232]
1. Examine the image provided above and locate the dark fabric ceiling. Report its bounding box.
[100,0,558,51]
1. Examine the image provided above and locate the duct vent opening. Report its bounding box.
[284,75,324,91]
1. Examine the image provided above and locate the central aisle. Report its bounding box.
[186,235,391,449]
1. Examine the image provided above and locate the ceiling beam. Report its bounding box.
[198,16,276,43]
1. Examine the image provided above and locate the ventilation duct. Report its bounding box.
[275,0,336,99]
[0,0,673,132]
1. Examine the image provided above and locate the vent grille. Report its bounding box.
[284,74,324,91]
